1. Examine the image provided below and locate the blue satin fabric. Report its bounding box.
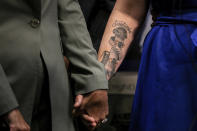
[129,5,197,131]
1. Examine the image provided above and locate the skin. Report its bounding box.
[2,56,108,131]
[4,0,147,129]
[64,56,109,130]
[73,90,109,131]
[68,0,148,129]
[74,0,148,130]
[1,0,148,130]
[98,0,148,80]
[4,109,30,131]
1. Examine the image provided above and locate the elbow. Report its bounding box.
[114,0,147,26]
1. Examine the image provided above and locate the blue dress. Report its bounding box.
[130,0,197,131]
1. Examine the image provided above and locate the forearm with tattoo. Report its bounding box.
[98,0,147,80]
[100,20,133,79]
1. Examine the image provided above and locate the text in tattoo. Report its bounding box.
[112,20,132,34]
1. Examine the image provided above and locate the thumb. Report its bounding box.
[74,95,83,108]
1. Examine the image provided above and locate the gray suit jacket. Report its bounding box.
[0,0,108,131]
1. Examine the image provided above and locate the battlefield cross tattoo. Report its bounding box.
[101,20,132,78]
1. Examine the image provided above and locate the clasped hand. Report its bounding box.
[73,90,109,131]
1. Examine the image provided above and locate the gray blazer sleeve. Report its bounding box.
[0,65,18,116]
[58,0,108,95]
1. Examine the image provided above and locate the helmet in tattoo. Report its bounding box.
[113,27,127,41]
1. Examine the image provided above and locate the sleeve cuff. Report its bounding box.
[73,74,108,95]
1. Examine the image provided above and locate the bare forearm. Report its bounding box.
[98,0,147,80]
[98,12,137,79]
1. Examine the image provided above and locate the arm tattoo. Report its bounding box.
[112,20,132,34]
[107,58,117,78]
[101,20,132,78]
[101,51,110,65]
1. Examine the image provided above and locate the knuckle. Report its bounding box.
[19,125,27,131]
[100,115,105,120]
[95,118,100,123]
[10,125,17,130]
[27,125,31,131]
[20,127,25,131]
[106,111,109,116]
